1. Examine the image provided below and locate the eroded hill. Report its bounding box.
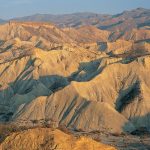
[0,21,150,137]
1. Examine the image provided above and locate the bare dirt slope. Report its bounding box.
[0,21,150,135]
[0,128,116,150]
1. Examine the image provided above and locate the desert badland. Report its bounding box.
[0,8,150,150]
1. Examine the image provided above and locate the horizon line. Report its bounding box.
[1,7,149,20]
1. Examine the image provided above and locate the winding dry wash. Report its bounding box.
[0,7,150,150]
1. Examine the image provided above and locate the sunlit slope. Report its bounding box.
[0,22,150,134]
[0,128,116,150]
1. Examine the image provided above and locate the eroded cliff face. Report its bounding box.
[0,128,116,150]
[0,22,150,134]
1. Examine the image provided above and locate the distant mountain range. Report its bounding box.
[11,12,110,27]
[0,8,149,32]
[5,8,148,30]
[0,19,5,24]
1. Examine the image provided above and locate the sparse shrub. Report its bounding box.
[58,124,72,135]
[31,119,39,126]
[93,136,101,142]
[43,118,58,129]
[40,134,58,150]
[111,132,121,137]
[89,130,101,134]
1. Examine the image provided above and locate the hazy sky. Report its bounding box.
[0,0,150,19]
